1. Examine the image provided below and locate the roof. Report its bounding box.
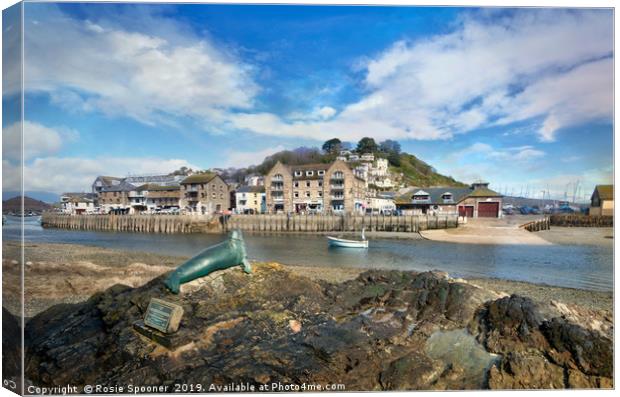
[180,173,216,184]
[468,187,503,198]
[236,185,265,194]
[593,185,613,200]
[99,180,136,193]
[61,193,96,202]
[137,184,180,192]
[395,185,501,205]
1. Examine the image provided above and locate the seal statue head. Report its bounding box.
[230,229,244,241]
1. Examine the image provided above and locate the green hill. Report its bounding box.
[237,147,464,188]
[391,152,466,188]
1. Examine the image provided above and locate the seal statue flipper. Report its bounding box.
[164,229,252,294]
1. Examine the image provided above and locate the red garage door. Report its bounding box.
[458,206,474,217]
[478,202,499,217]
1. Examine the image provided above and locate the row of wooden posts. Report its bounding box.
[549,214,613,227]
[520,217,551,232]
[41,213,459,234]
[41,213,221,234]
[223,214,459,233]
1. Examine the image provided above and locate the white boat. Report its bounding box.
[327,228,368,248]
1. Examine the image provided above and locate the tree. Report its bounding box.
[387,151,401,167]
[356,137,378,154]
[379,139,401,155]
[322,138,342,154]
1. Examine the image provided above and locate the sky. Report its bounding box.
[2,2,614,201]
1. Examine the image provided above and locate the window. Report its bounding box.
[318,170,325,176]
[220,194,224,199]
[442,193,453,201]
[306,170,314,176]
[333,171,344,179]
[318,181,323,187]
[212,192,216,198]
[306,181,311,187]
[294,192,299,198]
[294,171,302,177]
[294,181,299,188]
[306,192,311,198]
[318,191,323,197]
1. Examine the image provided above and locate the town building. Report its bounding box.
[129,184,181,213]
[366,197,396,215]
[590,185,613,216]
[92,176,123,195]
[124,174,185,187]
[265,160,367,214]
[395,182,502,218]
[180,173,231,214]
[235,186,266,214]
[60,193,97,214]
[97,180,136,214]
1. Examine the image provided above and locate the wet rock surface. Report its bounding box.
[23,264,612,391]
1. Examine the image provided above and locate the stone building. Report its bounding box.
[97,180,136,214]
[180,174,231,214]
[265,160,367,214]
[590,185,613,216]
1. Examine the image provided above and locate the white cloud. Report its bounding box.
[222,145,287,168]
[23,6,258,126]
[19,7,613,144]
[2,156,199,193]
[230,9,612,142]
[2,121,76,161]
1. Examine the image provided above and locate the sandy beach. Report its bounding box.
[2,240,612,318]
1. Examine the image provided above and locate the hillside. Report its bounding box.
[392,153,466,188]
[238,147,465,188]
[2,196,53,214]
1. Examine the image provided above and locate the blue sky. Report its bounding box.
[2,3,613,201]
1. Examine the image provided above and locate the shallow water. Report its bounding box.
[425,329,499,388]
[2,216,613,291]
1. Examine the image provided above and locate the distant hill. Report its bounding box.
[2,196,53,214]
[227,146,465,188]
[2,191,60,203]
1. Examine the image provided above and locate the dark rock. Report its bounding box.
[23,266,613,391]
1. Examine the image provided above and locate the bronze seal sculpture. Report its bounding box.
[164,229,252,294]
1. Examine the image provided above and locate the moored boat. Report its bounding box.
[327,228,368,248]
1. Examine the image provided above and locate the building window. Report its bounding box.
[294,192,299,198]
[318,170,325,176]
[306,181,311,187]
[212,192,216,198]
[318,181,323,187]
[294,171,302,177]
[306,170,314,176]
[294,181,299,188]
[305,192,311,198]
[333,171,344,179]
[220,194,224,199]
[318,191,323,197]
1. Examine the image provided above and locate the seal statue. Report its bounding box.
[164,229,252,294]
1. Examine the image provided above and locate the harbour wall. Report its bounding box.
[41,213,459,234]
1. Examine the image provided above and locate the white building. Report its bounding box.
[244,174,265,187]
[60,193,97,214]
[360,153,375,162]
[366,197,396,214]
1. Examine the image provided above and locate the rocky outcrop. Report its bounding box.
[24,265,612,391]
[470,294,613,389]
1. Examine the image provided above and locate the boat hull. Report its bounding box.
[327,236,369,248]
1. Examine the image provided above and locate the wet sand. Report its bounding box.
[2,241,613,317]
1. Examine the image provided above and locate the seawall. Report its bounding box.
[41,213,458,234]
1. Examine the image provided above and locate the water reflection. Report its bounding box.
[2,216,613,291]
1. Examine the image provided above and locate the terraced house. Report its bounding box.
[265,160,367,214]
[180,173,231,214]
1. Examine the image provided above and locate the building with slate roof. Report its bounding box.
[395,182,502,218]
[590,185,613,216]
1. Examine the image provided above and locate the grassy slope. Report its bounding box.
[391,153,467,187]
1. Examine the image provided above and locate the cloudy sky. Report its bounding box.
[2,3,613,200]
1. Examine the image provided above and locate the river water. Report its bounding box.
[2,216,613,292]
